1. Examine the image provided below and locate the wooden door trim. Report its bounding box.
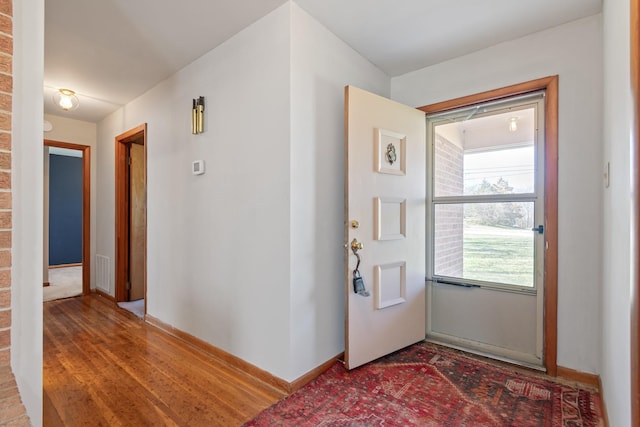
[418,75,559,376]
[631,0,640,423]
[115,124,147,306]
[44,139,91,296]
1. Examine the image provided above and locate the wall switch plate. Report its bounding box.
[192,160,205,175]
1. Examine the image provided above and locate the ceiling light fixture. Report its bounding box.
[508,117,518,132]
[53,88,80,111]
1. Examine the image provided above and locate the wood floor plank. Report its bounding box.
[43,295,284,426]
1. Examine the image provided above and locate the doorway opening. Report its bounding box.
[426,93,545,368]
[420,76,558,374]
[43,140,91,301]
[115,124,147,319]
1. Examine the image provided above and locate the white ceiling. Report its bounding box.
[44,0,288,122]
[44,0,602,123]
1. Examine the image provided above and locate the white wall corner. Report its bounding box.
[288,2,390,381]
[12,0,45,424]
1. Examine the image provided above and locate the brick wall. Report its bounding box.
[433,134,464,277]
[0,1,29,424]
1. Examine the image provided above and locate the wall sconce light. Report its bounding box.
[191,96,205,134]
[53,88,80,111]
[508,117,518,132]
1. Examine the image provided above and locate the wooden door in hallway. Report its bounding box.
[115,124,147,304]
[128,141,145,301]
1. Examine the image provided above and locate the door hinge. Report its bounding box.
[125,282,131,290]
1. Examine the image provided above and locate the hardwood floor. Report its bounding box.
[43,295,285,426]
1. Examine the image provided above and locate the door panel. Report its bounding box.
[129,142,145,301]
[345,86,426,369]
[428,284,539,364]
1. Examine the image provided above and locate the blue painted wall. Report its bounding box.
[49,154,82,265]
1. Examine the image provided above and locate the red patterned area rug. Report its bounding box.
[244,343,603,427]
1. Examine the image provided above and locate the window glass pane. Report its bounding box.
[434,108,535,197]
[434,202,535,287]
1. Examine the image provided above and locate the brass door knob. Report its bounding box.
[350,238,363,254]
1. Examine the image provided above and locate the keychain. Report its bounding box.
[352,269,370,296]
[352,249,370,297]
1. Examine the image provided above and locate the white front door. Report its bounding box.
[344,86,426,369]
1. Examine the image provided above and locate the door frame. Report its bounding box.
[630,0,640,422]
[43,139,91,296]
[115,124,147,307]
[418,75,559,375]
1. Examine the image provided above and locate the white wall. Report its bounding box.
[12,0,44,424]
[45,114,97,146]
[44,114,97,289]
[391,15,603,375]
[601,0,632,424]
[97,4,293,377]
[289,3,389,378]
[95,2,390,382]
